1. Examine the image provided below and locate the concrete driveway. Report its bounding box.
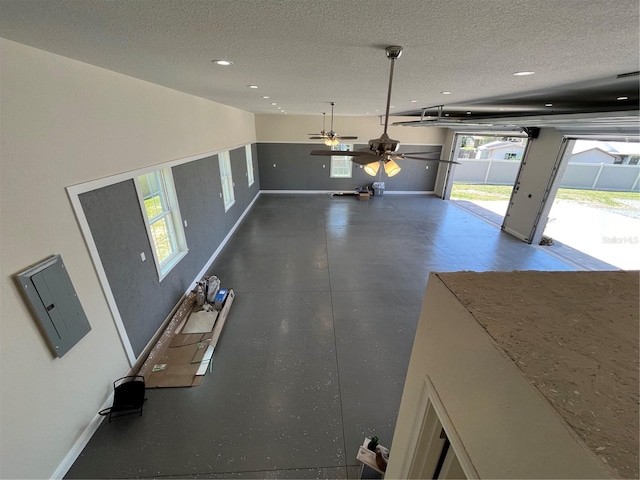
[461,199,640,271]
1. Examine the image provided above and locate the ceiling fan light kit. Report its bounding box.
[384,159,401,177]
[364,161,380,176]
[310,46,459,177]
[309,102,357,145]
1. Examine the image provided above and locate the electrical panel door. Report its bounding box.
[16,255,91,357]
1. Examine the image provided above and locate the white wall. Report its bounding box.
[0,38,256,479]
[386,273,611,479]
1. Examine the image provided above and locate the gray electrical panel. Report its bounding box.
[16,255,91,357]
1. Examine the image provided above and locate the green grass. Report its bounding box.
[451,184,640,210]
[451,184,513,201]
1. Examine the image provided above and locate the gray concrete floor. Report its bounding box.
[66,194,578,479]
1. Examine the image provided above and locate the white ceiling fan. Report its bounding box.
[311,46,459,177]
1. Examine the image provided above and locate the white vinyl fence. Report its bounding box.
[454,159,640,192]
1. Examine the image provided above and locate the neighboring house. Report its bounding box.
[475,141,525,160]
[572,140,640,164]
[569,147,616,164]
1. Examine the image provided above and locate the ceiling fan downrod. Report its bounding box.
[383,46,403,135]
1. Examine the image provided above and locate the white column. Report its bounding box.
[502,128,567,244]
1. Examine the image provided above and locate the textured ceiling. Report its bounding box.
[1,0,638,119]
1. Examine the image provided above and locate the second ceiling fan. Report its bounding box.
[309,102,358,146]
[311,46,459,177]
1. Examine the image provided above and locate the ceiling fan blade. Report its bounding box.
[350,156,381,166]
[311,150,377,157]
[400,151,443,156]
[309,136,326,139]
[336,136,359,140]
[392,154,460,164]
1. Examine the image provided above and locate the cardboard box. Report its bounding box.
[140,289,235,388]
[358,192,370,201]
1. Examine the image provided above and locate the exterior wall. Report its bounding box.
[477,144,524,160]
[0,39,256,479]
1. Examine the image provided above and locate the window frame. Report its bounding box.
[134,168,188,281]
[330,144,354,178]
[219,151,236,211]
[245,145,255,186]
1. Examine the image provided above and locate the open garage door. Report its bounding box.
[541,139,640,270]
[445,133,529,226]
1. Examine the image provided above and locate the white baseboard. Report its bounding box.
[383,190,435,195]
[50,393,114,480]
[259,189,436,195]
[187,192,261,294]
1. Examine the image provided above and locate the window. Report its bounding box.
[219,151,235,210]
[330,144,353,178]
[136,169,187,280]
[504,153,518,160]
[245,145,255,186]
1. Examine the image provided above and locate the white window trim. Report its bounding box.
[397,376,479,479]
[330,144,354,178]
[246,145,255,187]
[219,151,236,211]
[134,168,188,282]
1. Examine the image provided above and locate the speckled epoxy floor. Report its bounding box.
[65,194,577,479]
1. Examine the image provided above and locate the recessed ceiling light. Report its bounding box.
[440,91,452,95]
[271,102,277,106]
[545,103,553,107]
[617,96,629,100]
[212,60,232,66]
[365,112,370,114]
[444,113,450,117]
[390,105,395,108]
[410,100,417,103]
[262,96,270,99]
[513,71,535,76]
[247,85,259,89]
[466,111,471,115]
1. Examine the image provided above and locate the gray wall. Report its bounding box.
[257,143,441,191]
[79,145,259,356]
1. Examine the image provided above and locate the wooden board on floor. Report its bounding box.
[141,289,235,388]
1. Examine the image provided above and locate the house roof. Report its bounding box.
[477,141,525,150]
[573,140,640,155]
[571,147,617,159]
[0,0,638,126]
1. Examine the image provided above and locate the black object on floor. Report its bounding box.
[100,375,146,423]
